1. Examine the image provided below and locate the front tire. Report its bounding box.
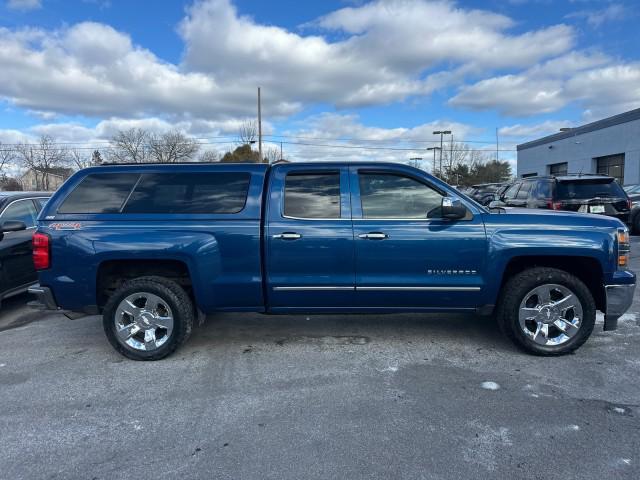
[497,267,596,356]
[103,276,193,361]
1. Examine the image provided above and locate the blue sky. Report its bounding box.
[0,0,639,169]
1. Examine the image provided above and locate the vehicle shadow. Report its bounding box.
[0,292,44,332]
[188,311,517,354]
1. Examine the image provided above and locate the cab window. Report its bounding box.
[358,173,443,219]
[284,172,341,219]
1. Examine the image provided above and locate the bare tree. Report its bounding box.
[148,130,200,163]
[198,149,220,163]
[16,135,68,190]
[70,149,95,169]
[264,146,280,164]
[107,128,150,163]
[0,142,15,175]
[238,120,257,146]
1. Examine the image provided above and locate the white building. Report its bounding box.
[517,108,640,185]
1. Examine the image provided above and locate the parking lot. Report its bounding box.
[1,242,638,480]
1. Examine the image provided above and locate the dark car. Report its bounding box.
[498,174,630,224]
[467,183,506,206]
[0,192,51,305]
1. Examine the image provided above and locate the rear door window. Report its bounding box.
[284,173,341,219]
[556,179,626,200]
[58,173,139,214]
[123,172,250,214]
[503,183,520,200]
[516,181,533,199]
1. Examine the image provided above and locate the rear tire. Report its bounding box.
[497,267,596,356]
[103,276,193,361]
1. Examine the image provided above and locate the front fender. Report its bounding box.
[484,227,614,305]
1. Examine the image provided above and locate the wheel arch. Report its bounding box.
[96,259,196,311]
[498,255,605,312]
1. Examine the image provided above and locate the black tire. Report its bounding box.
[103,276,193,361]
[496,267,596,356]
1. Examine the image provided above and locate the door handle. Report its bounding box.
[273,232,302,240]
[358,232,388,240]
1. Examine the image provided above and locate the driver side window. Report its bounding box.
[0,199,38,228]
[358,172,443,219]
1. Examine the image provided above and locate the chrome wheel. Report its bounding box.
[518,283,583,346]
[114,292,174,351]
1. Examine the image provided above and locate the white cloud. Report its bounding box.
[449,51,640,117]
[6,0,41,11]
[498,120,572,139]
[0,0,576,123]
[566,3,626,28]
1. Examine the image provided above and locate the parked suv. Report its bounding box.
[498,175,631,224]
[0,192,50,305]
[467,183,506,206]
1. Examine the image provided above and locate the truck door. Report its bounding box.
[350,166,487,309]
[265,165,354,309]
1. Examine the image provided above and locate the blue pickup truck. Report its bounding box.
[29,162,635,360]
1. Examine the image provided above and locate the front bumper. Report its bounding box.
[27,284,59,311]
[604,283,636,331]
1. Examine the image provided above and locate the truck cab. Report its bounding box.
[30,162,635,360]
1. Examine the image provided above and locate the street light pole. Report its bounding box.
[433,130,451,177]
[427,147,441,176]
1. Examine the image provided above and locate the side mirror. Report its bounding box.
[1,220,27,233]
[488,200,505,208]
[441,197,467,220]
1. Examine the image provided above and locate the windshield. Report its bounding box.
[556,179,626,200]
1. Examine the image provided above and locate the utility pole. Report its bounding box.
[433,130,451,176]
[280,141,283,161]
[449,134,454,172]
[258,87,263,163]
[495,127,499,162]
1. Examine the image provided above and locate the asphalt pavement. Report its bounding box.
[1,242,639,479]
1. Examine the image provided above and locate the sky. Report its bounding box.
[0,0,639,172]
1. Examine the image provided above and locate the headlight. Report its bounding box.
[617,228,630,268]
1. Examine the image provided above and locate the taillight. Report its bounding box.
[549,201,562,210]
[32,232,50,270]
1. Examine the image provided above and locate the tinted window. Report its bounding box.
[123,173,250,214]
[556,179,626,200]
[504,183,520,200]
[535,181,552,199]
[1,199,38,227]
[359,173,443,219]
[58,173,139,214]
[284,173,341,219]
[35,197,49,209]
[516,181,533,199]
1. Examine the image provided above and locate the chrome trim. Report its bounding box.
[273,232,302,240]
[282,215,348,221]
[357,286,481,291]
[273,286,481,292]
[27,284,58,310]
[273,286,355,291]
[358,232,388,239]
